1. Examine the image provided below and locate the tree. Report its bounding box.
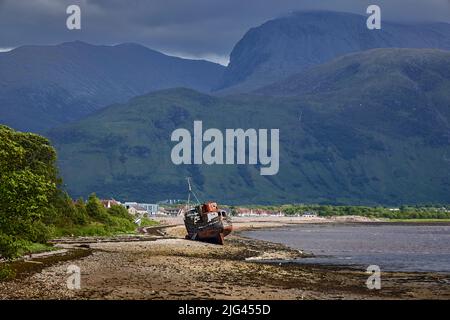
[108,204,132,221]
[0,125,59,258]
[74,198,89,225]
[86,193,110,223]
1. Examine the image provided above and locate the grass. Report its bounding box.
[53,217,159,237]
[54,223,133,237]
[16,242,57,256]
[0,241,55,281]
[140,217,159,227]
[1,218,160,274]
[388,219,450,223]
[0,240,57,260]
[54,223,113,237]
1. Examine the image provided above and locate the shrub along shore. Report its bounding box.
[0,125,158,261]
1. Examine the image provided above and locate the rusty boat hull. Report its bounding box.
[184,205,232,245]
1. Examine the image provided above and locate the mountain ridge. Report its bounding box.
[257,47,450,98]
[216,10,450,93]
[0,41,225,132]
[48,48,450,205]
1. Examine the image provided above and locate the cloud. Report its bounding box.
[0,0,449,63]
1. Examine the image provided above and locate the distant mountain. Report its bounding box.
[258,48,450,99]
[48,49,450,205]
[0,41,225,132]
[216,11,450,93]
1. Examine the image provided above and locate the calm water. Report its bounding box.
[242,224,450,273]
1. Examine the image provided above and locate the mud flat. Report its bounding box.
[1,222,449,300]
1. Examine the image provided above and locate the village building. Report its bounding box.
[301,211,318,218]
[234,207,284,217]
[100,199,121,209]
[137,203,159,215]
[125,203,148,216]
[159,206,184,216]
[123,202,159,216]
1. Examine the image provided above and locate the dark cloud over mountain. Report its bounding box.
[0,0,449,64]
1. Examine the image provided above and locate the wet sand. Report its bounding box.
[0,218,449,300]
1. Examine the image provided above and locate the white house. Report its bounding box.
[124,203,148,216]
[123,202,159,216]
[301,212,318,218]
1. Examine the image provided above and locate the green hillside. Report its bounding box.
[48,49,450,205]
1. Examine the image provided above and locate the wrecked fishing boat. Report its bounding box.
[184,202,233,245]
[183,179,232,245]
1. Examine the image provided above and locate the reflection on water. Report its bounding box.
[243,224,450,273]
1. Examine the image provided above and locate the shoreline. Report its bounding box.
[235,218,450,276]
[0,217,449,300]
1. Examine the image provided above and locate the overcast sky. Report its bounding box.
[0,0,449,65]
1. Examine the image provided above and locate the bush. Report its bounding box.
[86,193,111,224]
[27,221,53,243]
[71,198,89,225]
[0,264,16,281]
[0,233,22,259]
[108,205,132,221]
[107,216,136,233]
[0,127,144,258]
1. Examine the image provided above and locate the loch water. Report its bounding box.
[242,224,450,273]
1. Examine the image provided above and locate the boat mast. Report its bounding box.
[186,177,201,208]
[187,177,191,208]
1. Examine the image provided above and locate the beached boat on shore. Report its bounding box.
[184,201,232,245]
[182,178,232,245]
